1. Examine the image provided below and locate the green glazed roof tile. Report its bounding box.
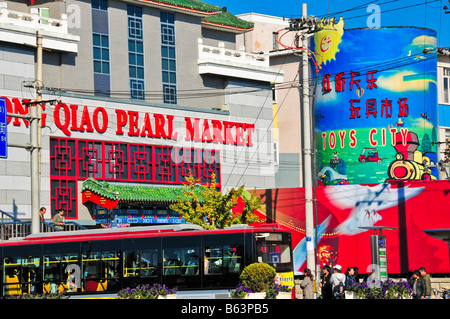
[82,178,203,203]
[202,10,254,30]
[142,0,220,13]
[81,178,119,200]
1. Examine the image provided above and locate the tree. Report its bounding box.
[234,188,264,226]
[170,174,264,229]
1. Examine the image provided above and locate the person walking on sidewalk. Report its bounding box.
[419,267,431,298]
[330,265,346,299]
[319,265,332,299]
[300,268,315,299]
[345,267,357,288]
[412,269,426,299]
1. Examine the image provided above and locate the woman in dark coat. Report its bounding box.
[319,265,332,299]
[412,269,426,299]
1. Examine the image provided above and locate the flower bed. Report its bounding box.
[346,279,412,299]
[117,283,177,299]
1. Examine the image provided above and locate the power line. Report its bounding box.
[55,49,436,102]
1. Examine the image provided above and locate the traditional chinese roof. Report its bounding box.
[202,9,255,32]
[82,178,119,201]
[138,0,220,15]
[81,178,203,205]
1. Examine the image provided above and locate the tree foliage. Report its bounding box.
[169,174,264,230]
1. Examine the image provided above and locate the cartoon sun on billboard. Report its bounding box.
[314,17,345,67]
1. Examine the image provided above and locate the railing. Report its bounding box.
[0,2,69,35]
[0,209,87,241]
[198,38,270,68]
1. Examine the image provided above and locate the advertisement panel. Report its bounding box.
[0,98,6,159]
[312,23,439,185]
[251,181,450,276]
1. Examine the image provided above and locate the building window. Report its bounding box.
[50,137,222,219]
[128,5,145,100]
[161,12,177,104]
[272,32,279,50]
[92,0,110,96]
[93,33,110,75]
[444,68,450,104]
[92,0,108,11]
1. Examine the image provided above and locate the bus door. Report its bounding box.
[202,233,245,290]
[162,235,201,291]
[122,237,162,289]
[255,231,294,289]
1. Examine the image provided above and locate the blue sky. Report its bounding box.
[211,0,450,47]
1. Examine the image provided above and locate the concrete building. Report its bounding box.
[236,13,304,188]
[437,48,450,178]
[0,0,284,226]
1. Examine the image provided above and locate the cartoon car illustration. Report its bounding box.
[359,147,382,164]
[395,118,404,127]
[330,151,341,166]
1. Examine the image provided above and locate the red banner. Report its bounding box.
[252,180,450,275]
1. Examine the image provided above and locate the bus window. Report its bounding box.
[140,249,158,277]
[223,245,242,274]
[181,248,199,276]
[204,245,242,275]
[44,254,79,294]
[124,251,140,277]
[255,232,292,271]
[163,248,181,276]
[3,256,40,296]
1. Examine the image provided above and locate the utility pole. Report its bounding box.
[7,33,59,234]
[30,31,43,234]
[300,2,315,278]
[288,3,320,282]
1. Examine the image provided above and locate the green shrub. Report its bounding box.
[239,263,276,292]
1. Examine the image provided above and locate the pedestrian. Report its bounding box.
[39,207,46,221]
[419,267,432,298]
[52,208,65,230]
[345,267,357,288]
[319,265,332,299]
[407,270,415,289]
[353,266,359,283]
[411,269,426,299]
[300,268,315,299]
[330,264,346,299]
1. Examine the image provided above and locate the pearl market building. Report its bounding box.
[0,0,284,227]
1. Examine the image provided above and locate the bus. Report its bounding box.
[0,223,294,298]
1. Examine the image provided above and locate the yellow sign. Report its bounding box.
[276,271,294,288]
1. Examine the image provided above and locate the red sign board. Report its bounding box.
[252,180,450,275]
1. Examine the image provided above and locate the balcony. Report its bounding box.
[0,2,79,53]
[198,38,284,83]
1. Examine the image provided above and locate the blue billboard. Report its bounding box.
[0,98,7,159]
[312,22,438,185]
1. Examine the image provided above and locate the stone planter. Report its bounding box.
[245,292,266,299]
[277,292,291,299]
[158,294,177,299]
[345,291,355,299]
